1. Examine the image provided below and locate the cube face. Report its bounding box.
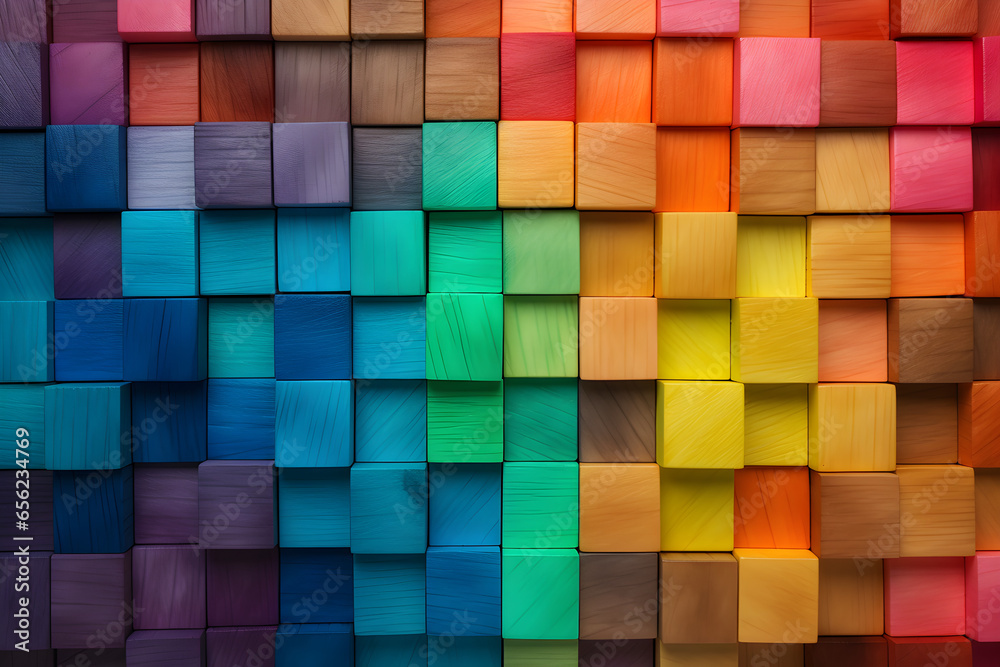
[818,559,884,636]
[898,465,976,557]
[0,385,46,470]
[660,468,735,551]
[0,300,53,382]
[579,553,657,640]
[890,126,973,213]
[350,463,428,554]
[134,465,200,544]
[578,380,656,463]
[575,0,654,38]
[743,383,808,466]
[659,553,738,643]
[429,211,502,293]
[207,628,279,667]
[500,33,575,121]
[652,38,733,126]
[734,466,809,549]
[807,214,891,298]
[0,217,52,300]
[124,298,207,382]
[273,122,351,207]
[656,381,744,468]
[655,128,731,213]
[197,0,270,38]
[133,382,207,463]
[731,128,816,216]
[274,43,350,123]
[0,42,47,129]
[426,293,503,381]
[889,297,974,383]
[276,208,351,293]
[579,297,658,381]
[654,212,737,299]
[429,462,501,546]
[579,463,659,552]
[351,41,424,125]
[127,629,207,667]
[208,549,279,622]
[810,471,900,558]
[966,552,1000,641]
[199,210,276,295]
[426,547,501,636]
[656,300,730,380]
[891,214,966,297]
[503,297,579,378]
[973,130,1000,211]
[427,381,504,462]
[576,123,657,211]
[128,44,200,126]
[53,212,122,299]
[353,554,426,635]
[808,383,896,472]
[51,554,132,649]
[501,549,579,640]
[579,212,654,297]
[816,128,891,213]
[884,556,966,637]
[739,0,810,36]
[46,125,126,212]
[132,546,206,629]
[200,43,274,122]
[424,38,500,121]
[976,38,1000,125]
[504,378,577,461]
[273,294,352,380]
[271,0,349,39]
[736,216,806,298]
[576,42,651,123]
[502,462,578,548]
[355,380,427,462]
[49,43,126,125]
[194,122,273,209]
[207,379,275,460]
[734,549,818,644]
[732,298,819,383]
[960,382,1000,467]
[352,298,426,380]
[197,461,275,549]
[502,210,580,295]
[965,211,1000,297]
[657,0,739,36]
[897,383,959,464]
[811,0,888,39]
[896,41,974,125]
[497,121,574,208]
[54,467,133,553]
[734,37,821,127]
[426,0,499,37]
[46,383,131,470]
[275,381,353,467]
[0,132,46,216]
[278,548,351,623]
[350,211,427,296]
[118,0,195,40]
[351,128,422,211]
[423,122,498,210]
[278,468,350,547]
[122,211,198,297]
[818,299,888,382]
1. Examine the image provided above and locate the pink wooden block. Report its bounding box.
[656,0,738,36]
[890,126,973,213]
[967,552,1000,641]
[117,0,196,42]
[733,37,821,127]
[897,41,974,126]
[975,38,1000,125]
[885,556,966,637]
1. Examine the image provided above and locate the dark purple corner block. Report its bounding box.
[206,627,275,667]
[194,122,273,209]
[133,546,206,630]
[197,461,275,549]
[0,650,56,666]
[0,471,52,551]
[0,553,50,650]
[53,0,122,42]
[273,122,350,207]
[0,0,48,42]
[196,0,270,39]
[51,553,132,649]
[206,549,278,626]
[126,629,205,667]
[578,640,654,667]
[0,42,48,129]
[57,649,126,666]
[53,213,123,299]
[134,465,199,545]
[49,43,126,125]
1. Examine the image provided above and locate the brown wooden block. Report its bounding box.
[271,0,349,39]
[738,644,804,667]
[817,558,884,636]
[889,298,974,384]
[959,381,1000,466]
[659,553,738,644]
[886,636,972,667]
[580,552,657,640]
[810,471,900,559]
[200,42,274,123]
[351,41,424,125]
[580,463,659,552]
[896,384,959,464]
[974,299,1000,379]
[890,0,978,37]
[731,128,816,215]
[579,380,655,463]
[738,0,810,37]
[805,637,888,667]
[425,38,499,121]
[819,41,897,127]
[351,0,423,38]
[658,643,738,666]
[981,0,1000,36]
[426,0,499,37]
[274,43,350,123]
[975,468,1000,550]
[897,464,976,558]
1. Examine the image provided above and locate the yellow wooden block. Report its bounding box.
[579,297,658,381]
[732,298,818,383]
[743,384,809,466]
[897,464,976,557]
[656,300,731,380]
[579,212,654,297]
[807,214,891,298]
[818,558,884,636]
[733,548,819,644]
[808,383,896,472]
[656,381,744,469]
[657,643,738,667]
[272,0,350,39]
[654,212,737,299]
[579,462,659,552]
[576,123,657,211]
[736,216,806,297]
[815,128,891,213]
[498,121,574,208]
[660,468,735,551]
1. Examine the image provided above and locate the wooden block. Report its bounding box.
[579,463,659,552]
[273,122,350,207]
[734,548,818,643]
[0,469,52,551]
[51,212,121,299]
[352,298,426,379]
[279,548,352,623]
[502,549,579,640]
[53,0,120,42]
[660,468,735,551]
[580,552,657,639]
[275,624,354,666]
[579,212,653,297]
[885,556,966,636]
[1,0,48,43]
[117,0,195,41]
[423,121,497,210]
[427,547,500,636]
[498,121,574,208]
[967,551,1000,640]
[354,553,426,635]
[890,0,978,37]
[974,299,1000,378]
[818,299,887,382]
[54,467,133,553]
[731,128,816,215]
[200,42,273,123]
[429,211,502,293]
[739,0,810,36]
[503,296,578,377]
[354,636,427,666]
[973,640,1000,666]
[207,627,278,667]
[197,0,269,38]
[350,210,426,295]
[127,44,199,126]
[426,293,503,381]
[429,462,500,545]
[208,298,274,379]
[426,0,499,36]
[123,298,207,382]
[49,43,125,125]
[503,462,578,547]
[126,629,206,667]
[810,0,889,38]
[658,644,738,666]
[504,640,577,665]
[351,0,422,38]
[657,0,739,35]
[815,128,891,213]
[425,37,499,121]
[46,126,126,212]
[52,300,123,381]
[656,299,730,380]
[276,208,350,293]
[654,213,736,298]
[808,383,896,471]
[659,553,737,643]
[0,385,45,470]
[891,126,973,212]
[579,640,652,666]
[810,470,900,557]
[982,0,1000,35]
[820,40,897,127]
[501,0,572,32]
[274,43,349,123]
[275,381,352,465]
[207,549,279,624]
[208,379,274,459]
[578,381,656,463]
[889,298,974,383]
[427,381,503,461]
[134,464,199,543]
[807,637,888,667]
[655,128,731,212]
[45,384,130,469]
[504,378,577,461]
[897,384,959,464]
[197,462,275,549]
[732,298,818,383]
[0,42,47,130]
[975,38,1000,124]
[0,217,52,300]
[734,37,820,127]
[898,464,976,557]
[817,558,884,636]
[744,384,808,466]
[122,210,197,296]
[891,214,966,297]
[734,466,810,549]
[960,381,1000,466]
[575,0,655,38]
[194,122,272,209]
[887,637,973,667]
[579,297,657,381]
[351,463,427,553]
[736,216,806,298]
[965,211,1000,297]
[897,41,974,127]
[576,42,651,123]
[51,554,131,648]
[199,210,275,294]
[351,40,424,125]
[739,644,803,667]
[132,546,205,630]
[656,381,743,468]
[0,301,50,382]
[133,382,207,462]
[279,468,350,547]
[126,127,196,210]
[271,0,348,39]
[652,37,732,126]
[500,33,575,121]
[577,123,656,210]
[973,130,1000,213]
[807,214,891,298]
[0,132,45,216]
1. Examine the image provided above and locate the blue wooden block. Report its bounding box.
[352,298,426,380]
[354,554,426,636]
[355,380,426,462]
[272,122,351,207]
[426,547,501,637]
[275,381,353,467]
[207,379,275,460]
[124,298,207,382]
[279,548,353,623]
[121,211,199,297]
[276,208,351,293]
[433,637,501,667]
[274,294,351,380]
[208,298,274,378]
[53,298,123,381]
[0,132,46,215]
[275,623,353,667]
[131,382,207,463]
[194,121,272,209]
[355,635,427,667]
[0,384,47,469]
[45,383,131,470]
[200,209,276,295]
[351,462,427,554]
[503,378,578,461]
[350,211,426,296]
[53,466,133,553]
[0,42,48,129]
[126,126,196,210]
[429,463,500,547]
[45,125,126,212]
[0,300,52,382]
[277,468,350,548]
[0,218,54,300]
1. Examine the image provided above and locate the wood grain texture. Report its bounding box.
[577,122,656,210]
[887,637,973,667]
[351,127,421,210]
[425,293,502,381]
[6,303,48,383]
[579,553,657,639]
[275,381,352,465]
[966,211,1000,297]
[206,627,277,667]
[498,120,574,208]
[653,37,732,126]
[808,638,889,667]
[815,473,904,561]
[733,548,818,643]
[815,128,890,213]
[657,0,739,36]
[0,132,46,215]
[278,468,350,546]
[428,462,500,545]
[810,0,889,38]
[655,128,730,212]
[890,126,973,212]
[425,37,499,121]
[503,296,578,377]
[656,299,731,380]
[274,296,351,379]
[889,297,974,383]
[197,462,275,548]
[50,554,131,649]
[502,209,579,294]
[897,41,974,125]
[575,0,655,38]
[890,0,978,37]
[351,0,423,38]
[579,212,653,297]
[125,630,205,667]
[501,0,572,31]
[818,558,884,636]
[194,122,272,209]
[122,211,199,297]
[818,299,887,382]
[578,380,655,462]
[657,380,742,468]
[743,383,808,466]
[422,119,497,206]
[501,549,579,640]
[124,298,207,381]
[734,37,820,127]
[45,383,129,468]
[132,546,206,630]
[128,44,199,126]
[428,211,501,293]
[350,211,426,295]
[199,209,276,294]
[502,462,578,547]
[196,0,270,38]
[132,382,207,462]
[49,43,125,125]
[659,553,737,643]
[353,298,426,378]
[0,470,52,549]
[207,298,274,378]
[806,214,891,298]
[427,382,503,462]
[271,0,348,39]
[965,552,1000,641]
[738,0,810,36]
[819,40,897,127]
[117,0,196,40]
[52,212,122,298]
[891,214,966,297]
[210,377,274,457]
[973,129,1000,211]
[53,468,133,552]
[885,556,966,637]
[426,547,500,636]
[0,386,45,471]
[273,122,350,206]
[658,644,738,667]
[279,549,353,623]
[426,0,499,36]
[276,208,350,293]
[134,465,199,544]
[959,381,1000,466]
[734,466,810,549]
[974,299,1000,378]
[45,125,126,212]
[660,469,735,551]
[896,384,959,464]
[731,128,816,215]
[736,215,806,298]
[579,463,659,552]
[981,0,1000,35]
[274,43,350,123]
[352,40,424,125]
[576,41,650,123]
[898,464,976,557]
[976,470,1000,550]
[53,0,120,41]
[808,383,896,471]
[500,32,575,121]
[126,126,196,210]
[504,378,577,461]
[200,42,274,122]
[0,0,48,42]
[732,297,818,383]
[654,212,736,298]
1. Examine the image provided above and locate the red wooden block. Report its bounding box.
[890,126,973,213]
[887,636,972,667]
[818,299,887,382]
[733,466,810,549]
[656,0,738,36]
[117,0,196,41]
[959,382,1000,467]
[806,637,888,667]
[965,212,1000,297]
[884,556,966,637]
[896,41,974,126]
[975,38,1000,125]
[500,33,575,121]
[733,37,821,127]
[973,129,1000,210]
[810,0,890,39]
[967,552,1000,641]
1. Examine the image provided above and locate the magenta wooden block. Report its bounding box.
[49,43,127,126]
[0,42,48,129]
[134,464,199,545]
[897,41,974,126]
[657,0,738,36]
[973,640,1000,666]
[51,553,132,649]
[196,0,270,39]
[734,37,821,127]
[272,122,351,207]
[133,546,206,630]
[967,552,1000,641]
[890,126,973,212]
[57,648,126,666]
[206,627,275,667]
[53,0,122,42]
[0,470,53,551]
[117,0,196,41]
[885,556,966,637]
[126,629,205,667]
[53,212,123,299]
[975,38,1000,126]
[196,461,275,549]
[0,552,50,650]
[206,549,278,626]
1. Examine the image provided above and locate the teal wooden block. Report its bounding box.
[428,211,502,293]
[422,122,497,211]
[351,462,427,554]
[354,554,426,636]
[121,211,199,297]
[355,635,427,667]
[503,379,577,461]
[350,211,426,296]
[199,209,276,295]
[353,298,426,380]
[0,218,54,300]
[355,380,427,462]
[426,293,502,381]
[0,300,52,382]
[502,210,580,295]
[208,298,274,378]
[0,384,47,469]
[502,548,579,640]
[278,468,350,548]
[275,380,353,467]
[427,381,503,463]
[276,208,350,293]
[502,462,578,548]
[44,383,131,470]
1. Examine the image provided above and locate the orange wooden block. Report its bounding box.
[818,299,888,382]
[896,384,959,464]
[739,0,811,37]
[891,215,966,297]
[199,42,274,123]
[128,44,200,126]
[655,128,730,213]
[501,0,573,32]
[890,0,978,38]
[576,41,652,123]
[426,0,500,37]
[579,297,658,380]
[575,0,656,39]
[579,463,660,552]
[733,466,810,549]
[731,128,816,215]
[811,0,891,39]
[959,381,1000,467]
[976,468,1000,550]
[981,0,1000,36]
[965,211,1000,297]
[576,123,657,211]
[579,212,655,297]
[653,37,733,126]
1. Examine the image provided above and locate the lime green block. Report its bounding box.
[736,216,806,297]
[502,210,580,294]
[429,211,502,293]
[503,297,578,377]
[350,211,426,296]
[208,298,274,378]
[503,640,578,667]
[502,548,579,639]
[502,462,578,547]
[427,380,503,462]
[426,293,503,381]
[504,379,577,461]
[423,122,497,211]
[657,299,731,380]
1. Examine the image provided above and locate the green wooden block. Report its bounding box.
[503,640,578,667]
[502,210,580,295]
[503,296,578,378]
[502,548,579,639]
[350,211,426,296]
[427,381,503,463]
[0,384,46,469]
[428,211,502,293]
[426,293,502,381]
[502,462,578,548]
[208,298,274,378]
[503,379,577,461]
[423,122,497,211]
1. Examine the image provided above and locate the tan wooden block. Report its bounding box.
[897,464,976,557]
[807,214,891,299]
[424,38,499,121]
[659,553,738,644]
[351,41,424,125]
[351,0,423,38]
[498,121,574,208]
[815,128,891,213]
[975,468,1000,550]
[579,212,654,297]
[654,213,737,299]
[657,643,739,666]
[888,297,974,384]
[579,463,659,552]
[734,548,819,644]
[895,384,959,464]
[272,0,349,39]
[808,383,896,472]
[577,123,657,211]
[810,471,901,558]
[579,297,658,381]
[818,558,885,636]
[731,128,816,215]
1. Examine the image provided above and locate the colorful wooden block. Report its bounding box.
[275,381,352,466]
[352,128,422,210]
[654,213,736,298]
[811,0,889,38]
[131,382,207,463]
[426,0,499,36]
[576,41,651,123]
[806,214,891,298]
[890,0,978,37]
[501,0,572,31]
[49,43,125,125]
[126,629,206,667]
[818,299,888,382]
[652,37,732,126]
[734,466,809,549]
[967,552,1000,640]
[656,381,743,468]
[659,553,737,643]
[201,546,276,625]
[740,644,803,667]
[429,211,502,293]
[731,128,816,215]
[736,216,806,297]
[123,298,206,382]
[733,548,818,644]
[579,297,657,381]
[738,0,810,36]
[810,471,900,557]
[50,553,131,648]
[734,37,820,127]
[975,38,1000,124]
[426,293,503,381]
[0,470,53,550]
[885,556,966,636]
[579,640,653,667]
[200,42,273,122]
[426,546,501,636]
[134,464,199,543]
[0,132,45,216]
[274,295,351,379]
[817,558,884,636]
[579,463,659,552]
[743,384,808,466]
[352,298,426,380]
[52,213,121,300]
[356,381,426,462]
[576,123,657,210]
[503,297,578,377]
[960,382,1000,466]
[891,214,966,297]
[354,636,427,667]
[275,624,353,667]
[46,125,126,211]
[207,380,274,459]
[973,130,1000,210]
[656,300,730,380]
[199,210,275,295]
[502,210,578,294]
[121,211,197,296]
[273,43,350,123]
[497,121,574,208]
[815,128,891,213]
[0,42,47,129]
[897,464,976,557]
[194,122,273,209]
[277,468,349,547]
[52,298,122,380]
[0,300,52,382]
[889,297,974,383]
[819,40,897,126]
[502,549,579,640]
[424,37,499,121]
[890,126,973,212]
[273,122,350,207]
[655,128,730,213]
[575,0,654,38]
[0,217,52,299]
[0,384,46,469]
[422,122,497,210]
[351,40,424,125]
[974,300,1000,379]
[354,553,426,635]
[657,644,738,667]
[660,468,735,551]
[732,297,819,383]
[350,211,426,295]
[278,547,351,622]
[502,462,578,547]
[579,212,653,297]
[132,546,205,629]
[196,461,275,549]
[271,0,348,39]
[886,637,973,667]
[54,467,133,552]
[125,127,195,210]
[578,381,656,463]
[117,0,195,40]
[504,379,576,461]
[500,33,575,120]
[809,383,896,471]
[429,462,501,546]
[127,44,199,126]
[276,208,351,293]
[897,41,974,126]
[350,463,427,553]
[965,211,1000,297]
[206,627,277,667]
[349,0,421,38]
[197,0,269,38]
[579,552,657,640]
[897,384,959,464]
[657,0,738,35]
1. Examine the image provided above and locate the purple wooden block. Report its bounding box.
[206,627,275,667]
[206,549,278,627]
[197,461,275,549]
[57,649,126,666]
[134,465,199,545]
[196,0,269,39]
[0,42,48,129]
[0,470,53,551]
[132,546,206,630]
[194,122,272,209]
[0,553,50,650]
[53,213,123,299]
[126,629,205,667]
[49,43,127,125]
[53,0,122,42]
[0,650,55,666]
[272,122,350,207]
[51,553,132,649]
[578,640,654,667]
[0,0,48,43]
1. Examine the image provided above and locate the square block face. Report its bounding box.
[277,469,350,547]
[52,212,122,299]
[274,294,351,380]
[818,300,888,382]
[656,300,730,380]
[739,0,810,36]
[575,0,654,38]
[0,133,45,216]
[655,128,731,213]
[273,122,351,207]
[199,43,273,123]
[127,629,206,666]
[276,208,351,293]
[579,297,658,381]
[736,216,806,297]
[885,556,966,637]
[577,123,657,211]
[579,212,653,297]
[46,125,126,212]
[427,381,504,462]
[197,462,275,549]
[351,0,423,38]
[194,122,273,209]
[734,37,821,127]
[126,127,196,210]
[810,471,900,558]
[350,463,428,554]
[504,297,579,378]
[423,122,498,210]
[0,42,47,129]
[808,383,896,471]
[655,213,737,298]
[974,129,1000,211]
[732,298,819,383]
[576,42,651,123]
[660,468,735,551]
[977,42,1000,124]
[118,0,195,40]
[199,210,276,295]
[208,298,274,378]
[820,41,897,126]
[351,41,424,125]
[897,42,974,125]
[0,217,52,300]
[816,128,891,213]
[891,215,966,297]
[811,0,889,38]
[426,293,503,381]
[898,465,976,558]
[51,554,132,649]
[210,550,278,625]
[429,211,502,293]
[744,384,808,466]
[502,549,579,640]
[975,300,1000,378]
[275,381,353,467]
[426,0,499,36]
[133,546,206,629]
[128,45,199,126]
[271,0,349,39]
[657,381,743,468]
[734,549,818,644]
[273,43,349,123]
[807,214,891,298]
[890,126,973,213]
[504,379,577,461]
[278,549,351,623]
[897,384,959,464]
[734,467,809,549]
[425,38,499,121]
[818,559,885,636]
[960,382,1000,466]
[659,553,737,643]
[579,463,659,552]
[354,554,426,635]
[53,300,123,381]
[889,298,974,383]
[54,467,133,553]
[0,385,45,470]
[429,462,501,546]
[0,301,52,382]
[502,462,579,548]
[731,128,816,215]
[132,382,207,463]
[497,121,574,208]
[657,0,739,35]
[123,298,207,382]
[580,553,657,640]
[967,552,1000,641]
[578,381,656,463]
[350,211,426,296]
[891,0,978,37]
[502,210,580,295]
[426,547,501,636]
[657,644,739,667]
[499,33,575,121]
[275,625,353,665]
[355,381,427,463]
[49,43,125,125]
[197,0,270,38]
[351,128,422,211]
[652,38,733,126]
[352,298,426,380]
[965,211,1000,297]
[887,637,973,667]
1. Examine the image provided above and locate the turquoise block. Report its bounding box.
[121,211,199,297]
[278,468,350,547]
[350,211,426,296]
[428,211,502,294]
[0,218,54,300]
[422,122,497,211]
[425,293,503,382]
[353,297,426,380]
[354,554,426,635]
[502,548,579,640]
[355,380,426,462]
[276,208,350,293]
[199,209,276,295]
[355,635,427,667]
[275,380,353,467]
[208,298,274,378]
[0,300,52,382]
[503,379,578,461]
[351,462,427,554]
[0,384,47,469]
[45,383,131,470]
